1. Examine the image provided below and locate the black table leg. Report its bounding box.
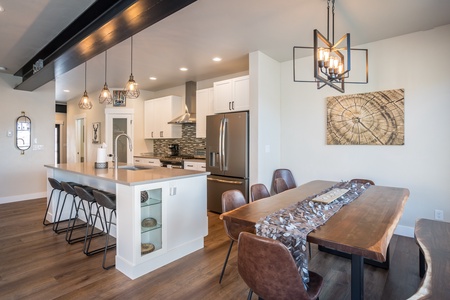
[351,254,364,300]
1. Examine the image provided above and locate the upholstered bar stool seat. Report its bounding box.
[93,190,117,270]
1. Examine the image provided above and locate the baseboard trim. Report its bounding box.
[0,192,46,204]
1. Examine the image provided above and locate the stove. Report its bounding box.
[160,155,194,169]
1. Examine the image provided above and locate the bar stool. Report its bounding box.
[43,178,65,226]
[55,181,90,239]
[93,190,117,270]
[73,186,106,253]
[52,181,84,233]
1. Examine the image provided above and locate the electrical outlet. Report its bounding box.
[435,209,444,221]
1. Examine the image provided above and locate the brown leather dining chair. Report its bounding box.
[250,183,270,202]
[272,168,296,194]
[219,190,255,283]
[274,177,289,194]
[238,232,323,300]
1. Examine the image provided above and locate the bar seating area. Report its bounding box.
[42,178,117,270]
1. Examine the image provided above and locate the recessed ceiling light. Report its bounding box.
[63,89,70,93]
[179,67,188,71]
[0,6,4,12]
[149,77,157,80]
[213,57,222,62]
[0,66,7,71]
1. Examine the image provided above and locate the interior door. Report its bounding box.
[105,108,134,164]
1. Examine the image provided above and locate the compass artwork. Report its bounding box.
[327,89,404,145]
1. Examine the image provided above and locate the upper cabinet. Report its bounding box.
[196,88,214,138]
[145,96,182,139]
[213,75,249,113]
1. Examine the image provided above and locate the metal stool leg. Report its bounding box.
[65,196,90,244]
[219,240,234,283]
[102,206,117,270]
[83,201,107,256]
[43,188,62,226]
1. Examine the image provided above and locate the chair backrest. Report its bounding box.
[273,169,296,193]
[48,177,63,191]
[74,186,95,202]
[274,177,289,194]
[238,232,322,299]
[250,183,270,202]
[221,190,253,241]
[93,190,116,210]
[349,178,375,185]
[61,181,77,196]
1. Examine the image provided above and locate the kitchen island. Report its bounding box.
[44,163,209,279]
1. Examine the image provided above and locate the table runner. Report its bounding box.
[255,181,371,288]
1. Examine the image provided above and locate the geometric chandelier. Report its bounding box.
[293,0,368,93]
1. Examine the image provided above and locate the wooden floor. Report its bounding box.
[0,198,422,300]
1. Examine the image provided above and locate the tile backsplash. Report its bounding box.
[153,124,205,156]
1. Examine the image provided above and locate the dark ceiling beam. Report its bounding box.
[15,0,197,91]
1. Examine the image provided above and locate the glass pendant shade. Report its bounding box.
[79,90,93,109]
[124,36,140,99]
[78,62,93,109]
[99,51,113,104]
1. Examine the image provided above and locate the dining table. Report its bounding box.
[220,180,410,300]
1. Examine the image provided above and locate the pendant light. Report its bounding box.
[293,0,368,93]
[78,62,93,109]
[99,50,113,104]
[124,36,140,98]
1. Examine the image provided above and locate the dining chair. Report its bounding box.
[274,177,289,194]
[250,183,270,201]
[238,232,323,300]
[219,190,255,283]
[272,168,296,194]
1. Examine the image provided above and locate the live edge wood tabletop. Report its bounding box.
[220,180,410,263]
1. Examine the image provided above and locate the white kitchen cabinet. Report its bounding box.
[144,96,183,139]
[115,175,207,279]
[134,157,161,167]
[213,75,249,113]
[196,88,214,138]
[184,160,206,171]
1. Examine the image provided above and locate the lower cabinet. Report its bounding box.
[134,157,161,167]
[115,175,208,279]
[184,160,206,171]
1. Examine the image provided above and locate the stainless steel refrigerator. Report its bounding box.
[206,111,249,213]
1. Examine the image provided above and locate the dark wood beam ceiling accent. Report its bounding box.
[15,0,197,91]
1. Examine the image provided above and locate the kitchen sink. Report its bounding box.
[118,165,154,171]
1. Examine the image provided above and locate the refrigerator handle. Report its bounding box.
[222,118,228,171]
[219,118,224,171]
[207,177,243,185]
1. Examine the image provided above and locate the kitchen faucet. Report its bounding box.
[114,133,133,170]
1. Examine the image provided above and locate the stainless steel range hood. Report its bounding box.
[168,81,196,124]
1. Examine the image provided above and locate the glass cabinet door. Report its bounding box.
[140,188,162,256]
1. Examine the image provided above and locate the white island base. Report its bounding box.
[45,163,208,279]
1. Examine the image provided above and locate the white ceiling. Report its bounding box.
[1,0,450,102]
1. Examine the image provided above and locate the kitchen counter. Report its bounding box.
[44,163,207,186]
[44,163,208,279]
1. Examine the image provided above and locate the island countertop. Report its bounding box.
[44,163,209,186]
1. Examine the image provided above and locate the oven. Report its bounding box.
[160,155,194,169]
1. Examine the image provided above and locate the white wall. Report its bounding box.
[0,73,55,203]
[66,89,154,163]
[249,51,281,192]
[279,24,450,233]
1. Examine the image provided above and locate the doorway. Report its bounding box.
[105,108,134,164]
[75,115,86,163]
